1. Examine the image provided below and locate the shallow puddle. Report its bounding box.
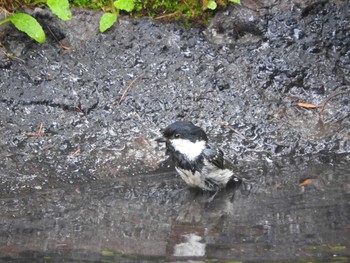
[0,155,349,262]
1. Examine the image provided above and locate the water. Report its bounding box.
[0,155,349,262]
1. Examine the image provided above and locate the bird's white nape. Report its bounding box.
[170,138,206,161]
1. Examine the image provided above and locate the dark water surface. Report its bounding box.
[0,155,349,262]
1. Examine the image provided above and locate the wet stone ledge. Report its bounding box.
[0,0,349,262]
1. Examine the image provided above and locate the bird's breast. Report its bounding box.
[175,167,204,188]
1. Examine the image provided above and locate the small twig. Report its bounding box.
[70,148,81,157]
[181,0,195,16]
[319,91,348,115]
[34,122,44,141]
[59,42,73,52]
[1,50,25,63]
[24,122,50,139]
[294,102,318,109]
[119,74,143,104]
[218,121,246,139]
[47,26,73,52]
[46,26,60,43]
[155,12,179,20]
[0,7,12,16]
[75,101,83,113]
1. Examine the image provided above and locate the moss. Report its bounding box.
[69,0,107,10]
[71,0,233,25]
[131,0,230,25]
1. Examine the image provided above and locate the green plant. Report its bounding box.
[204,0,240,10]
[0,0,72,43]
[1,0,241,40]
[100,0,136,32]
[99,0,240,32]
[0,13,46,43]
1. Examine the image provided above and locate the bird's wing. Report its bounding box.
[202,145,225,169]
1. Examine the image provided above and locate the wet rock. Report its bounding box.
[4,0,349,171]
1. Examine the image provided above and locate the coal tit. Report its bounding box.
[156,121,241,191]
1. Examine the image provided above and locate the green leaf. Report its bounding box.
[114,0,135,12]
[229,0,241,4]
[100,13,118,33]
[207,0,217,10]
[47,0,72,21]
[9,13,46,43]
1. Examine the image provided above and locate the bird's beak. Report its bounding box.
[155,136,167,143]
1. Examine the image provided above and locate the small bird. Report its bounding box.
[156,121,241,191]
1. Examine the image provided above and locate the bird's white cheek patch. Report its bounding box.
[171,139,206,161]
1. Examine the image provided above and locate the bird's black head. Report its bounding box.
[156,121,208,169]
[157,121,208,143]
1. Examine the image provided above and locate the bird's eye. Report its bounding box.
[174,133,180,138]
